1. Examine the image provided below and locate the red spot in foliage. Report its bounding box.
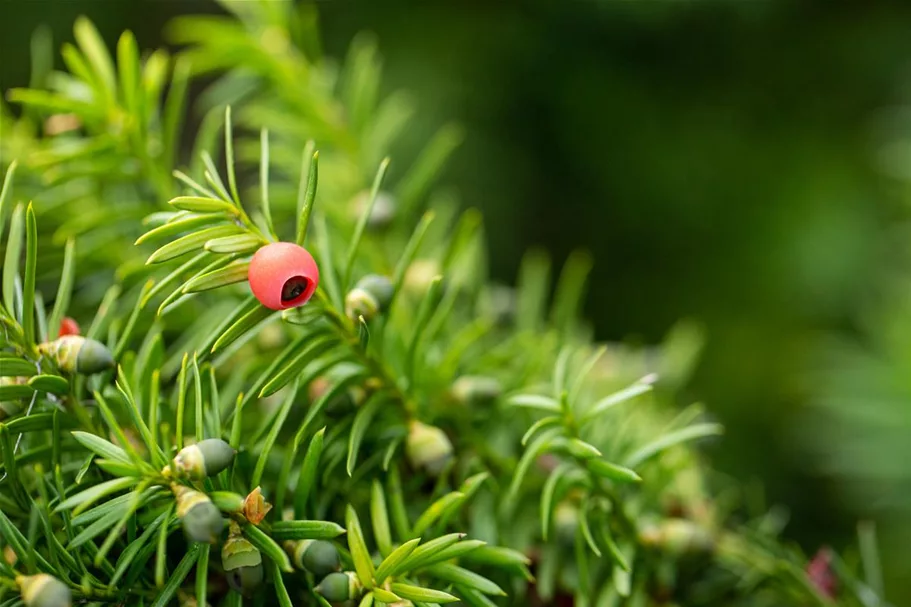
[59,317,81,337]
[806,548,837,598]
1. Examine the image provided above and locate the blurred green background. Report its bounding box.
[3,0,911,600]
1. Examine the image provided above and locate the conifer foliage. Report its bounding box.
[0,2,893,606]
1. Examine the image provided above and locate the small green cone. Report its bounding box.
[17,574,72,607]
[315,571,361,603]
[288,539,341,577]
[222,526,264,597]
[451,375,502,407]
[168,438,236,479]
[174,485,224,544]
[406,420,454,476]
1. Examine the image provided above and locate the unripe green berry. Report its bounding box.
[17,574,71,607]
[222,532,264,596]
[315,571,361,603]
[209,491,246,515]
[345,288,379,322]
[168,438,235,480]
[287,539,341,577]
[451,375,502,407]
[174,485,224,543]
[345,274,394,322]
[406,420,453,476]
[37,335,114,375]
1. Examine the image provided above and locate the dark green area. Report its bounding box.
[3,0,911,599]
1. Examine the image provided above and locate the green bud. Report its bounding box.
[210,491,245,514]
[168,438,236,480]
[315,571,361,603]
[17,574,71,607]
[287,539,341,577]
[174,485,224,543]
[38,335,114,375]
[482,284,516,327]
[344,288,379,322]
[554,501,579,545]
[406,420,453,476]
[451,375,502,407]
[351,190,396,230]
[0,400,21,420]
[345,274,394,322]
[222,533,264,597]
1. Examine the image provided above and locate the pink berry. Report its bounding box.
[248,242,319,310]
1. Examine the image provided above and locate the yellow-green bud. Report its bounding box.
[174,485,224,544]
[222,531,264,596]
[178,589,212,607]
[315,571,361,603]
[482,284,516,327]
[639,518,714,557]
[168,439,235,480]
[17,574,71,607]
[286,539,341,577]
[554,501,579,545]
[406,421,453,476]
[451,375,502,406]
[345,274,394,322]
[37,335,114,375]
[345,288,379,322]
[403,259,440,296]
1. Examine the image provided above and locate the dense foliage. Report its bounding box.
[0,3,897,606]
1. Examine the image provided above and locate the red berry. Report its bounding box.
[59,317,81,337]
[806,548,837,598]
[248,242,320,310]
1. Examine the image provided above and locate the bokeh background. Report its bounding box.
[3,0,911,601]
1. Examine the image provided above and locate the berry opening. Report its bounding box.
[281,276,311,304]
